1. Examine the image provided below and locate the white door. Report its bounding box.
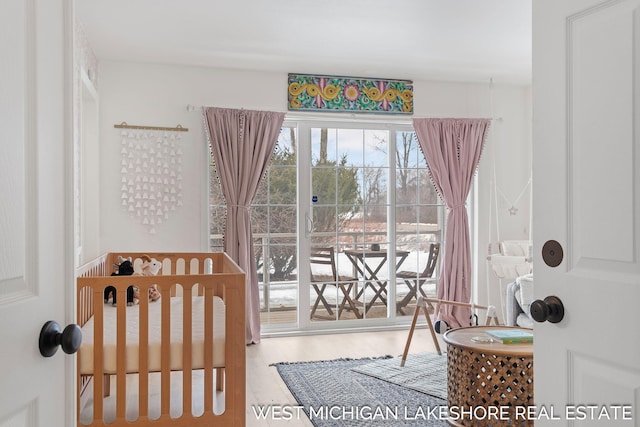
[0,1,74,426]
[533,0,640,424]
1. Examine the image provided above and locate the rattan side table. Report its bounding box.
[443,326,534,427]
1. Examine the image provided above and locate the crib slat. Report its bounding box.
[139,289,150,420]
[183,285,193,417]
[160,286,171,417]
[116,289,127,420]
[203,285,214,413]
[93,287,105,421]
[215,282,225,393]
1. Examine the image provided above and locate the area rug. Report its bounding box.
[352,352,447,400]
[270,356,448,426]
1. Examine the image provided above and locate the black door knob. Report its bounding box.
[39,321,82,357]
[530,296,565,323]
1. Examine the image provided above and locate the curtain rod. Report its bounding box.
[192,106,501,122]
[114,121,189,132]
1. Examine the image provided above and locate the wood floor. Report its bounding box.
[245,326,444,426]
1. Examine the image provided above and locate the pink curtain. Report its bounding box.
[413,118,490,328]
[204,107,285,344]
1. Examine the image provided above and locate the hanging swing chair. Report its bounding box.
[485,104,533,325]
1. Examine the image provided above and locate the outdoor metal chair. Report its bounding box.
[310,247,362,320]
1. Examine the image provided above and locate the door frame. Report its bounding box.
[64,0,78,424]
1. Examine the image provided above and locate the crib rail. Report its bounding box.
[77,253,111,327]
[76,252,245,426]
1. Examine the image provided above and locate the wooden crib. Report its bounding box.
[76,252,246,426]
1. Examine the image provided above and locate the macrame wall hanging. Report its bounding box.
[115,122,188,234]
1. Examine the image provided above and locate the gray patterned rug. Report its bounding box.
[352,352,447,400]
[271,354,448,426]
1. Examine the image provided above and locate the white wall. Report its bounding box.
[476,85,533,319]
[97,60,531,318]
[75,22,102,265]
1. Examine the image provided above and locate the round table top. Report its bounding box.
[443,325,533,357]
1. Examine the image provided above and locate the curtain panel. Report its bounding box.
[413,118,490,328]
[203,107,285,344]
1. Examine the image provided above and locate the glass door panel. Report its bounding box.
[252,127,298,326]
[309,126,392,321]
[393,130,444,317]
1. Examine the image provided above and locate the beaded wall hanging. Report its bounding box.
[116,123,187,234]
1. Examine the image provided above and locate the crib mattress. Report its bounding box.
[79,296,225,375]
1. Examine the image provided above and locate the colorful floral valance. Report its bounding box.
[287,73,413,114]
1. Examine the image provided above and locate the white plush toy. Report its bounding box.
[137,254,162,276]
[134,254,162,302]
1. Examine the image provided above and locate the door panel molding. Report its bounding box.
[567,0,640,273]
[0,400,37,427]
[569,351,640,410]
[0,0,37,305]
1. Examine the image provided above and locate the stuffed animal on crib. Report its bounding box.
[132,254,162,302]
[104,256,136,306]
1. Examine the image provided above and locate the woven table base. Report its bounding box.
[447,344,533,427]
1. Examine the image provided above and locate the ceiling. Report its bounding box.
[76,0,532,85]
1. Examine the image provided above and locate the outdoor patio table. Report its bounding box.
[343,249,409,313]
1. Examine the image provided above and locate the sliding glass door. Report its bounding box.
[209,120,445,332]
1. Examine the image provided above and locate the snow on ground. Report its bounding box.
[260,250,438,308]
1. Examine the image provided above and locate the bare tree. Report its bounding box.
[396,131,415,200]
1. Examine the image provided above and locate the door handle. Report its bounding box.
[39,320,82,357]
[530,296,565,323]
[305,214,314,237]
